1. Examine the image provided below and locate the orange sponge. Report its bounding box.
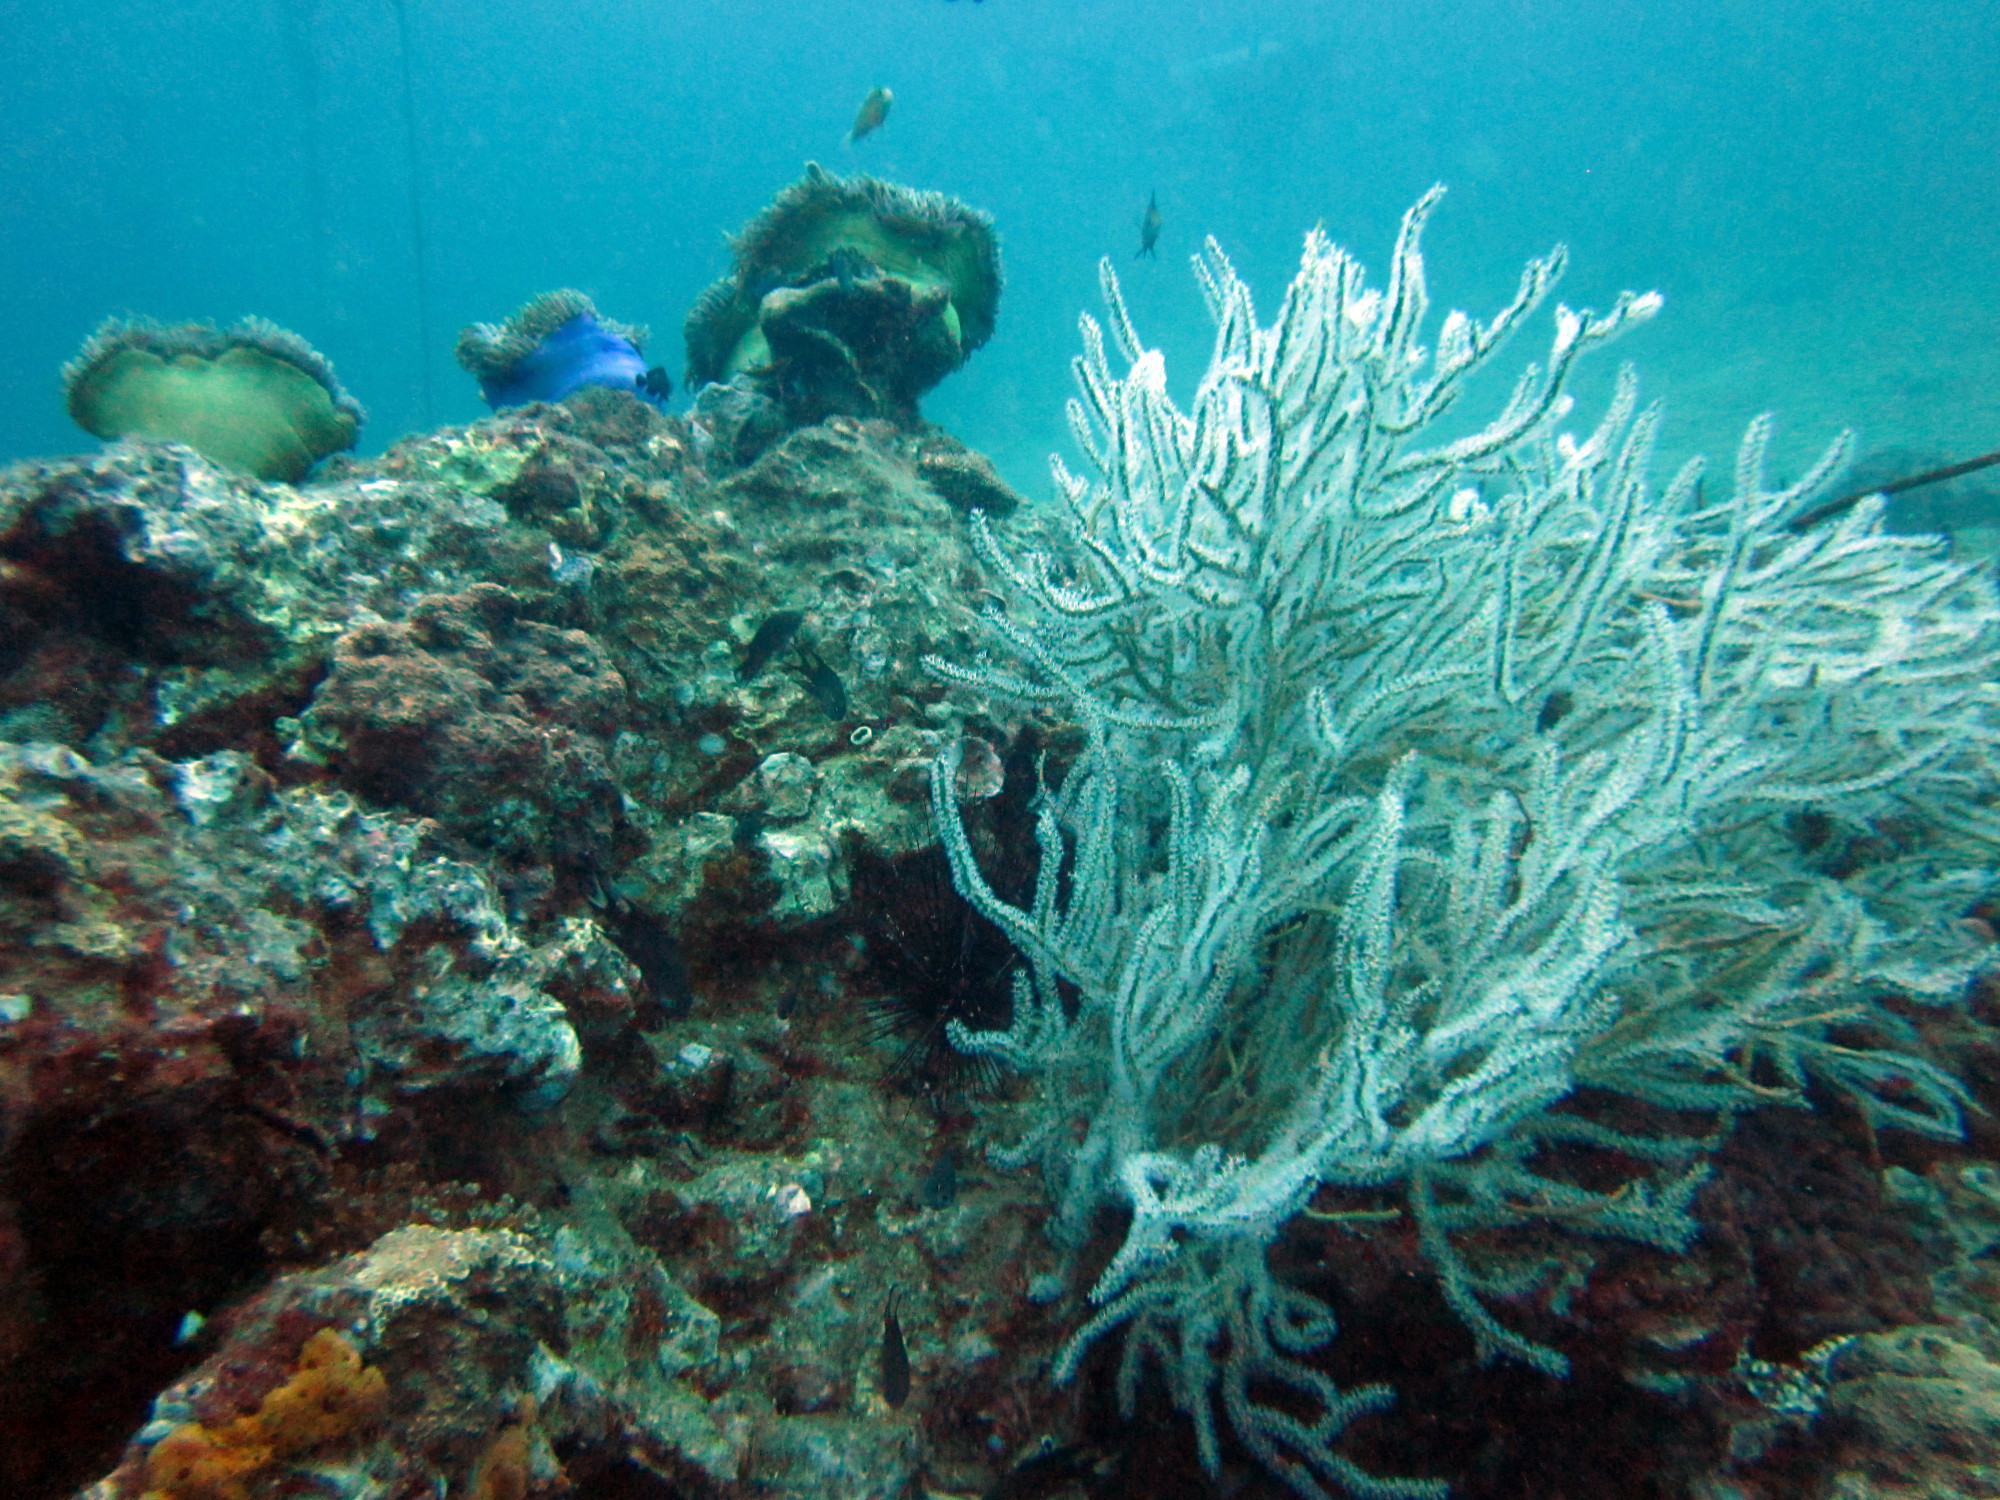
[141,1328,388,1500]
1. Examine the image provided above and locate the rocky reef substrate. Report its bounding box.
[5,390,2000,1500]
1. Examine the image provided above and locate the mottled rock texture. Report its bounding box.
[0,393,1061,1500]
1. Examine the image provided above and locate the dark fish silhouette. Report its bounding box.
[797,643,849,720]
[920,1146,957,1209]
[1535,689,1574,734]
[607,907,693,1017]
[636,365,673,403]
[982,1438,1119,1499]
[1137,190,1161,258]
[820,246,876,290]
[850,85,893,143]
[880,1292,910,1407]
[739,610,805,682]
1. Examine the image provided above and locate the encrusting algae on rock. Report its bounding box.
[61,316,363,483]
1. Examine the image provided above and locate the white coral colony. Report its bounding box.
[927,187,2000,1498]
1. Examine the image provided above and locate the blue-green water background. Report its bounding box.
[3,0,1996,500]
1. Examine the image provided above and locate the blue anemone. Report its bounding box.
[454,290,667,412]
[477,313,646,409]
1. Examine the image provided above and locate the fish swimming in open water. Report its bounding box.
[850,86,893,143]
[1137,190,1161,258]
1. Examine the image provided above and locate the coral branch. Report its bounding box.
[928,189,2000,1497]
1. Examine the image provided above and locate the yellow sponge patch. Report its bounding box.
[140,1327,388,1500]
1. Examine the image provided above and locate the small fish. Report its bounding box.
[982,1438,1119,1500]
[796,642,849,720]
[1137,190,1161,258]
[1535,688,1574,734]
[636,365,673,403]
[607,906,694,1017]
[804,662,849,720]
[919,1146,958,1209]
[880,1291,910,1408]
[850,85,893,143]
[739,610,805,682]
[822,246,875,290]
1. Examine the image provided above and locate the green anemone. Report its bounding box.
[63,317,364,483]
[684,163,1002,399]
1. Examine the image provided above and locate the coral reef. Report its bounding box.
[0,736,635,1497]
[684,164,1002,427]
[454,289,662,411]
[292,582,636,885]
[913,433,1024,517]
[62,317,363,483]
[3,192,1997,1500]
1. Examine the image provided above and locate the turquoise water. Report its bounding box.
[2,0,1995,501]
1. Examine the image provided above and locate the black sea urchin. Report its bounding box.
[844,842,1017,1102]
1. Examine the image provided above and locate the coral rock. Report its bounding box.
[295,583,633,887]
[83,1222,740,1500]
